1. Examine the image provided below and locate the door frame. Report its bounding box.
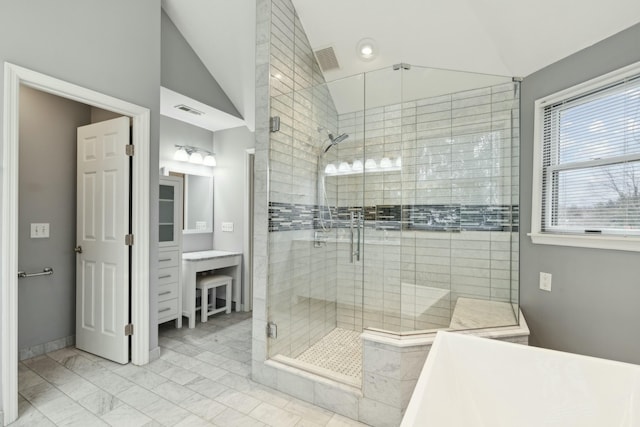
[1,63,150,425]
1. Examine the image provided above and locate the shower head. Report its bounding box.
[323,132,349,153]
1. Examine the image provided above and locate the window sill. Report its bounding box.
[528,232,640,252]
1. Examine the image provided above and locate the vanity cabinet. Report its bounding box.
[158,176,183,327]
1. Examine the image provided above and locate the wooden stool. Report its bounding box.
[195,274,232,322]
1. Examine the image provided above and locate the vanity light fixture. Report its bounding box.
[338,161,352,173]
[380,157,392,168]
[189,151,203,164]
[324,157,401,176]
[174,145,216,167]
[173,146,189,162]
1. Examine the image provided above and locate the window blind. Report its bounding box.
[541,74,640,235]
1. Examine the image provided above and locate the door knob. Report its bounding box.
[74,246,83,254]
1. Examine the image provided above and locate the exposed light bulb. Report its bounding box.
[365,159,377,169]
[338,162,351,173]
[325,164,337,174]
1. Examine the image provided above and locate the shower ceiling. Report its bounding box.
[163,0,640,128]
[292,0,640,81]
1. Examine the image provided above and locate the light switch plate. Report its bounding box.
[31,223,50,238]
[221,222,234,232]
[539,272,552,291]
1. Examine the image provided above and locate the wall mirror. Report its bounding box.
[167,170,214,234]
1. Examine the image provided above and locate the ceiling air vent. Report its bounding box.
[314,46,340,72]
[174,104,204,116]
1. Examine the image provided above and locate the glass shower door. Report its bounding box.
[325,74,366,334]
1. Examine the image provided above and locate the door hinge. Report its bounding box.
[266,321,277,339]
[270,116,280,133]
[125,144,134,156]
[125,234,134,246]
[125,323,134,336]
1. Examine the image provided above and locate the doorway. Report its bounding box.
[2,63,151,425]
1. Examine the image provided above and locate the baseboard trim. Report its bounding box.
[19,335,75,361]
[148,346,161,362]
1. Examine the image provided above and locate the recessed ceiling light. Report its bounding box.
[357,38,377,61]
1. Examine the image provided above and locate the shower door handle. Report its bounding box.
[350,212,355,263]
[355,212,361,262]
[349,212,361,263]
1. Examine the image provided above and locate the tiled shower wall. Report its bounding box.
[328,84,520,333]
[265,0,340,359]
[256,0,521,362]
[252,0,522,422]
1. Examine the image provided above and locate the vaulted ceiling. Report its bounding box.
[163,0,640,131]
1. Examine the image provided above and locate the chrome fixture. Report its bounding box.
[18,267,53,279]
[393,63,411,71]
[174,145,216,166]
[350,212,362,263]
[270,116,280,132]
[266,322,278,338]
[323,132,349,153]
[314,230,327,248]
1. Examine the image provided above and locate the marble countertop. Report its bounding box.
[182,250,242,261]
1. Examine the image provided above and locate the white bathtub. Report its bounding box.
[401,331,640,427]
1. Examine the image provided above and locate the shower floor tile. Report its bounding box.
[295,328,362,381]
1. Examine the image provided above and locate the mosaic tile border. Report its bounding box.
[269,202,519,232]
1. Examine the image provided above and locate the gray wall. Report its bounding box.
[18,86,91,350]
[520,22,640,364]
[212,126,255,253]
[159,115,214,252]
[161,10,241,119]
[0,0,161,408]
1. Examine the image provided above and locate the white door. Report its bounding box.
[76,116,130,364]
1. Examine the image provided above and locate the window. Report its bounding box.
[530,62,640,251]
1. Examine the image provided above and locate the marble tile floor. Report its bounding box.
[11,312,369,427]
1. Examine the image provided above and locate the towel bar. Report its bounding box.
[18,267,53,279]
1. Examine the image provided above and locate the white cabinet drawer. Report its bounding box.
[158,282,178,302]
[158,250,180,268]
[158,267,179,286]
[158,298,178,320]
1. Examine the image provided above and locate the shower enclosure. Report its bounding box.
[266,63,520,385]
